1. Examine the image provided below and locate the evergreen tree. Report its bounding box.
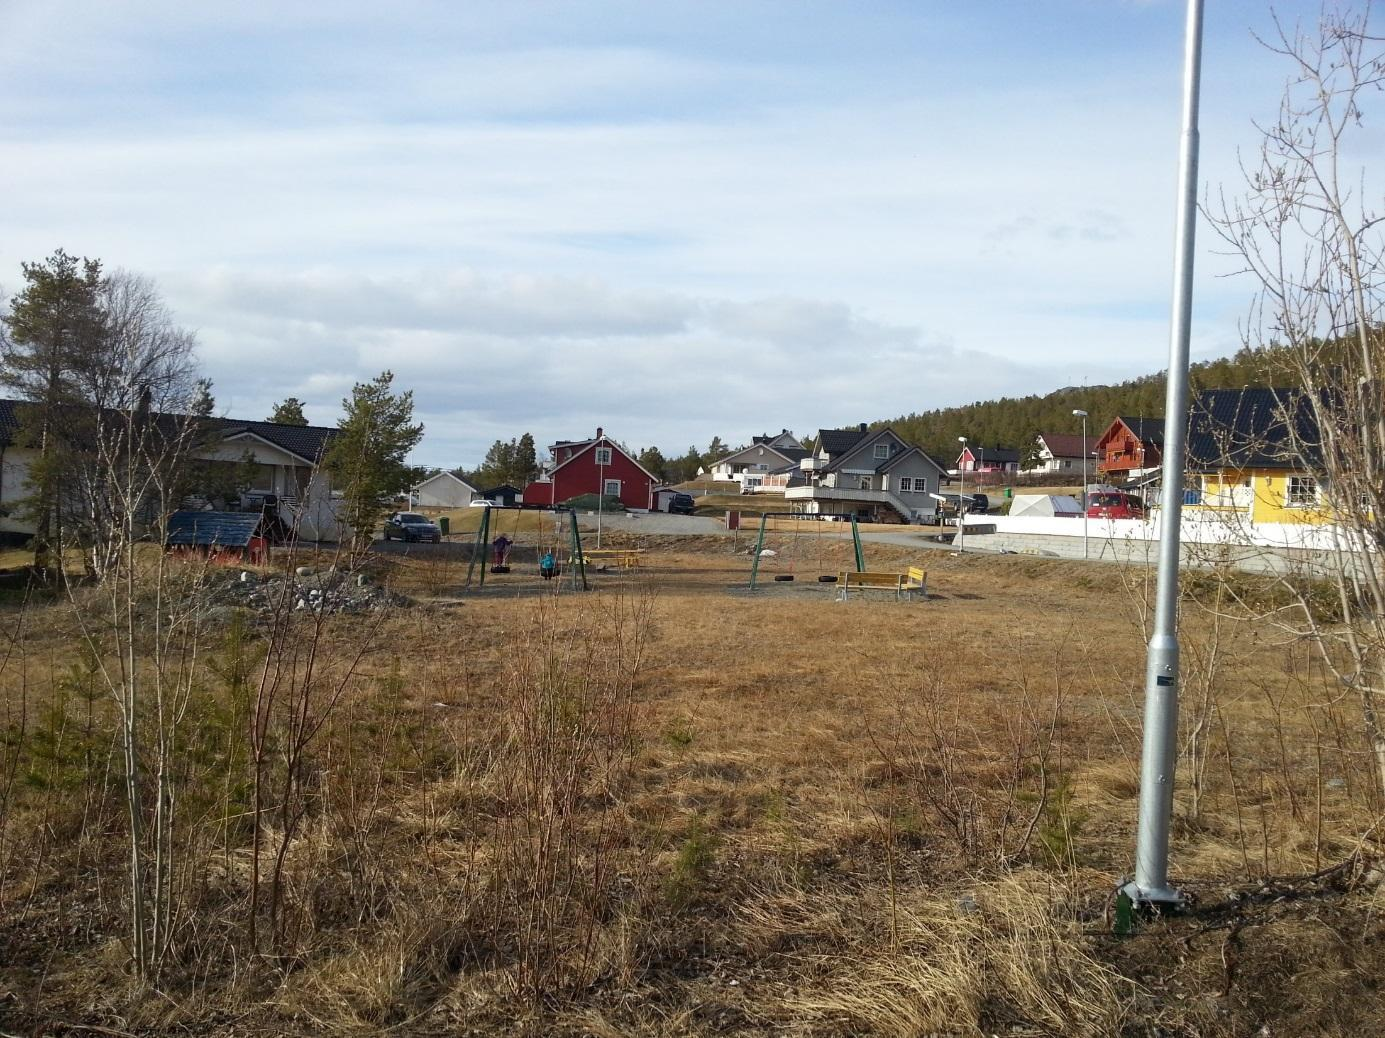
[190,378,215,418]
[637,445,668,482]
[0,249,106,563]
[325,371,424,548]
[515,432,538,484]
[267,397,308,425]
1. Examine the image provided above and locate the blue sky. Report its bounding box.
[0,0,1331,466]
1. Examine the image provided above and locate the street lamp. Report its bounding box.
[957,435,967,550]
[597,442,606,549]
[1073,409,1089,559]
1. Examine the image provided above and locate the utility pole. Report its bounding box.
[956,435,967,550]
[1123,0,1204,910]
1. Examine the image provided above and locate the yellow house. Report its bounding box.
[1185,388,1330,526]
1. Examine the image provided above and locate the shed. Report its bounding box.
[414,471,478,508]
[650,486,679,512]
[483,484,522,507]
[165,511,269,563]
[1008,494,1084,518]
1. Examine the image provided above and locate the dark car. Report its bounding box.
[668,492,697,515]
[383,512,442,543]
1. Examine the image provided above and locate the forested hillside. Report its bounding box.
[884,345,1286,463]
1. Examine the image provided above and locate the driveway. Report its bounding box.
[573,511,726,536]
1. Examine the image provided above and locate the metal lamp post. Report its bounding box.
[1123,0,1205,911]
[597,445,606,549]
[956,435,967,550]
[1073,409,1089,559]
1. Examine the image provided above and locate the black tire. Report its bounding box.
[818,575,838,583]
[774,574,794,582]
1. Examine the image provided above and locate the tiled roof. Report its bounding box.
[816,427,868,456]
[213,417,337,462]
[1186,388,1317,470]
[0,398,337,462]
[1118,416,1166,446]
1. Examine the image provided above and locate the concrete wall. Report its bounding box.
[960,512,1371,578]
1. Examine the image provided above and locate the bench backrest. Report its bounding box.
[906,566,927,586]
[840,571,905,589]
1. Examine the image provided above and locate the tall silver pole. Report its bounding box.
[1124,0,1204,909]
[597,451,605,549]
[1074,408,1090,559]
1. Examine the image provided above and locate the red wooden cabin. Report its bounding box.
[1094,417,1164,479]
[522,428,657,510]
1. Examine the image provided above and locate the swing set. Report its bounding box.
[747,512,866,590]
[465,506,590,591]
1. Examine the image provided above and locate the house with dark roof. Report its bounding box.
[1184,387,1328,525]
[0,398,349,543]
[1095,416,1165,480]
[955,444,1020,476]
[781,422,948,523]
[707,431,808,492]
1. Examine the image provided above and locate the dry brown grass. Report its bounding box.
[0,538,1383,1035]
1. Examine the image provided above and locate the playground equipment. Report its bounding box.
[465,506,589,591]
[747,512,865,590]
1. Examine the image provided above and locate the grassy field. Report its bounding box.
[1,534,1382,1035]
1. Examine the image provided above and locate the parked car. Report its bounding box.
[668,492,696,515]
[932,492,990,523]
[468,498,493,507]
[382,512,442,543]
[1086,491,1144,519]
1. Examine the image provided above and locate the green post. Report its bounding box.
[567,509,589,591]
[466,505,490,588]
[851,516,865,572]
[748,513,769,589]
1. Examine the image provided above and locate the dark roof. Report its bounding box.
[816,426,869,457]
[0,398,337,462]
[213,417,337,463]
[1186,388,1317,470]
[1037,433,1091,458]
[1117,417,1165,446]
[777,446,809,463]
[961,445,1020,464]
[165,511,264,549]
[483,484,521,496]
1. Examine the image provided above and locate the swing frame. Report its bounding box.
[747,512,865,590]
[465,505,590,591]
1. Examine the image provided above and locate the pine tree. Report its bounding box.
[325,372,424,549]
[267,397,308,425]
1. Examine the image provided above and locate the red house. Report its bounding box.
[1095,416,1164,479]
[522,427,657,510]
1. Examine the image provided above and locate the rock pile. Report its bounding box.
[207,567,408,616]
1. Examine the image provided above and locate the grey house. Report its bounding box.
[783,423,947,522]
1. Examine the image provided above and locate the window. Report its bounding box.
[897,476,913,493]
[603,479,621,496]
[857,475,873,490]
[873,443,891,460]
[594,447,613,465]
[1286,476,1318,507]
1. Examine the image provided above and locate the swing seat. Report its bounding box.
[818,574,838,583]
[490,565,511,574]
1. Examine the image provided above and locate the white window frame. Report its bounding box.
[857,475,873,491]
[1286,475,1318,507]
[897,476,913,493]
[873,443,891,461]
[594,447,613,466]
[603,478,622,497]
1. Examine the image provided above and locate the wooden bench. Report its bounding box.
[905,566,928,599]
[837,570,906,600]
[572,549,645,570]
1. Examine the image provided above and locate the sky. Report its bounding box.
[0,0,1343,468]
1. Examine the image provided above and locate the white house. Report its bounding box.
[1032,433,1093,474]
[413,471,478,508]
[0,400,350,543]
